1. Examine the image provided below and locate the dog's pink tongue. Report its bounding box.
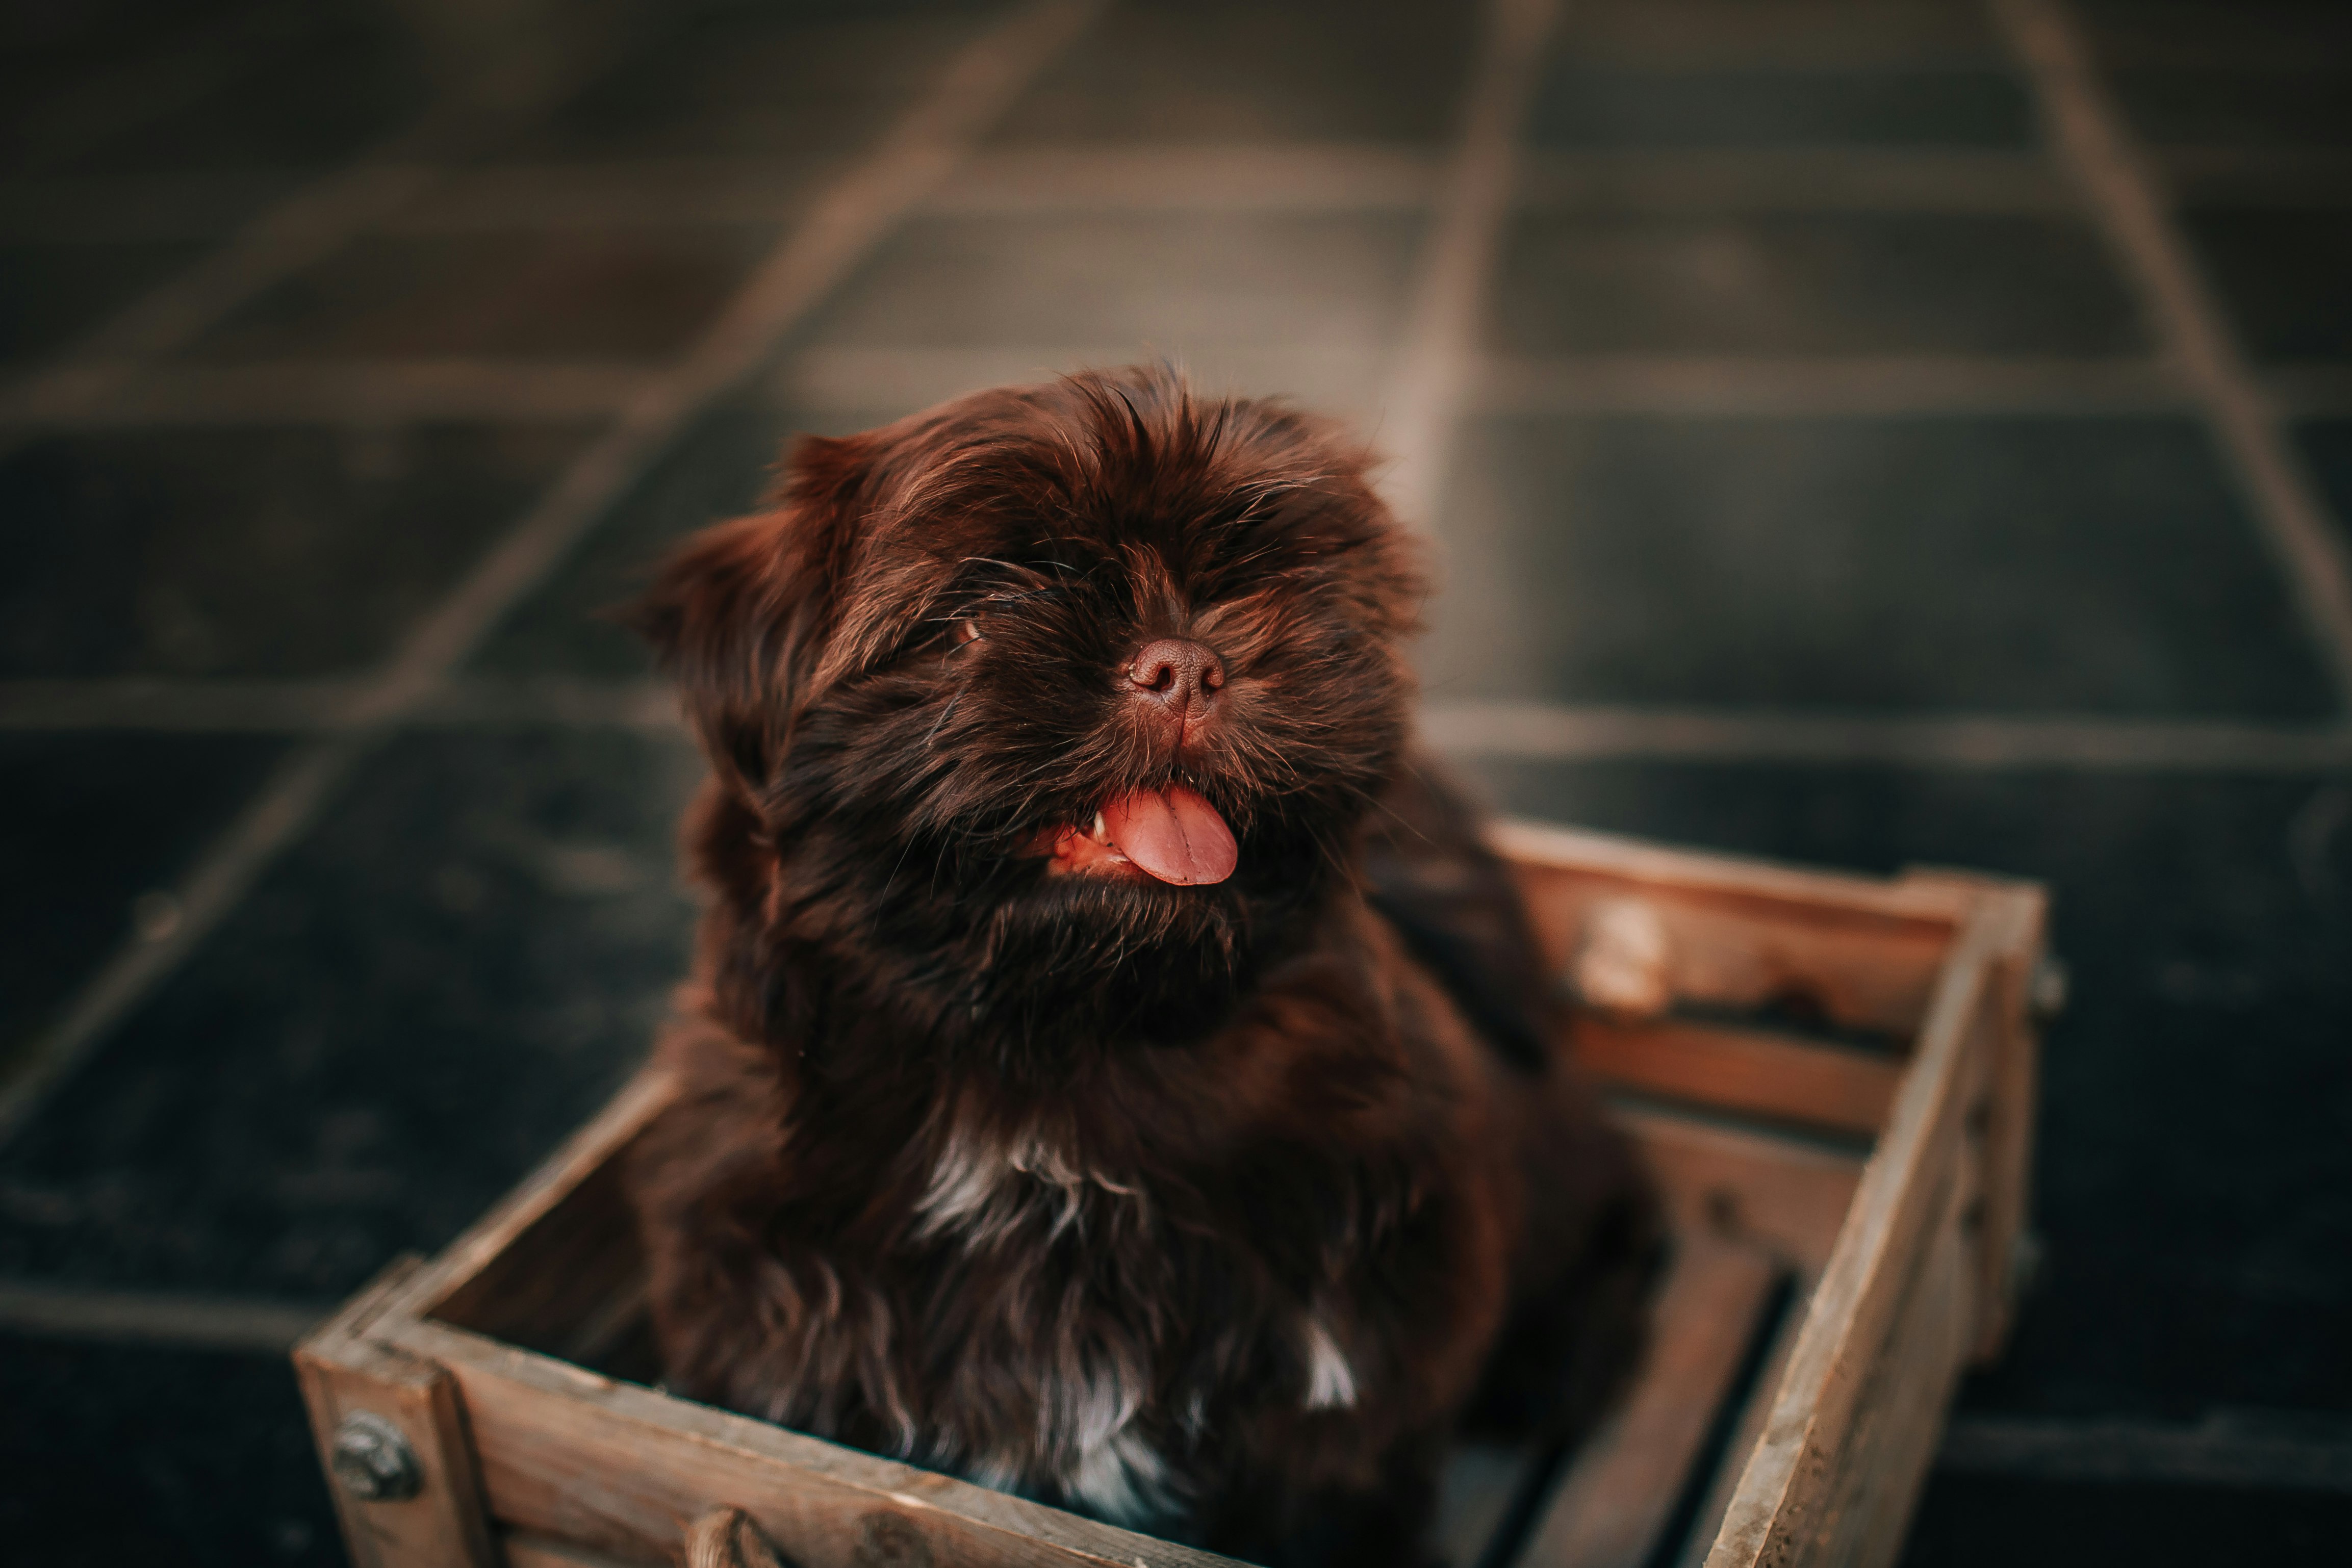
[1100,787,1237,886]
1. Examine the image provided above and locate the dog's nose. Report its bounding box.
[1125,638,1224,728]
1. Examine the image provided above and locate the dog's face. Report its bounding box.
[640,369,1423,1061]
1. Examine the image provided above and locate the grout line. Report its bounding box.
[0,1280,326,1355]
[1379,0,1563,533]
[33,350,2352,431]
[1514,148,2074,213]
[0,0,1107,1147]
[340,0,1108,727]
[1939,1412,2352,1493]
[1992,0,2352,710]
[7,358,659,429]
[772,344,1394,419]
[926,143,1443,213]
[0,149,452,436]
[9,119,2350,246]
[1472,353,2187,417]
[11,678,2349,776]
[1420,700,2352,772]
[0,679,366,733]
[0,2,688,443]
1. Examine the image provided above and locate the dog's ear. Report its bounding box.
[631,432,874,796]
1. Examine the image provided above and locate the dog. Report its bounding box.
[625,367,1658,1565]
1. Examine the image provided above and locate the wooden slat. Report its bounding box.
[294,1257,498,1568]
[1621,1108,1864,1275]
[504,1532,650,1568]
[1571,1014,1903,1138]
[1521,1235,1783,1568]
[1809,1160,1978,1566]
[1898,872,2047,1364]
[381,1315,1242,1568]
[1497,821,1965,1040]
[1517,865,1952,1038]
[1673,1293,1804,1568]
[1492,821,1979,927]
[1700,908,2000,1568]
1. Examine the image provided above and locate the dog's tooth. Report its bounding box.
[1091,811,1109,843]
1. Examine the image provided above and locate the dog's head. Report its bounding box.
[637,367,1423,1057]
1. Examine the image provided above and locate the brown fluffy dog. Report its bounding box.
[627,367,1656,1565]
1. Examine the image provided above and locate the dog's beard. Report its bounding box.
[759,684,1374,1077]
[774,770,1342,1071]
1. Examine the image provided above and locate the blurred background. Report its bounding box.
[3,0,2350,1560]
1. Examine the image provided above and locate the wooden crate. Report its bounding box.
[297,821,2046,1568]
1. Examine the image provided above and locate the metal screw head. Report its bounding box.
[329,1411,422,1502]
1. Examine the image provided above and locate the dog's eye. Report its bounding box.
[952,617,982,647]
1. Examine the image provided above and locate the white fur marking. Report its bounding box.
[914,1126,1012,1235]
[1070,1425,1177,1527]
[1301,1315,1358,1410]
[916,1123,1142,1245]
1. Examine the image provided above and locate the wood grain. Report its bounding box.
[1898,872,2047,1364]
[1621,1108,1864,1276]
[1498,818,1963,1039]
[1699,908,2001,1568]
[294,1257,499,1568]
[1571,1013,1903,1138]
[1521,1235,1783,1568]
[382,1313,1243,1568]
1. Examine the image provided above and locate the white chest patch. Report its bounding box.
[1300,1314,1359,1410]
[914,1123,1139,1245]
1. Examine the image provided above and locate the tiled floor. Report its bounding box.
[3,0,2349,1562]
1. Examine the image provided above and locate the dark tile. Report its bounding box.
[2079,0,2352,71]
[0,0,252,78]
[0,729,702,1299]
[0,734,290,1077]
[0,422,594,679]
[990,0,1473,145]
[0,238,209,361]
[1552,0,2002,69]
[71,18,433,175]
[1454,760,2352,1417]
[181,228,774,362]
[2298,421,2352,547]
[475,403,889,678]
[506,4,986,162]
[1424,415,2336,719]
[0,1,289,177]
[2182,209,2352,364]
[1901,1472,2352,1567]
[1528,70,2032,149]
[0,169,311,246]
[2112,71,2352,148]
[1490,212,2146,356]
[0,1331,342,1565]
[803,212,1428,351]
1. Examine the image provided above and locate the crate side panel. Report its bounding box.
[295,1261,498,1568]
[1698,913,1996,1568]
[389,1317,1242,1568]
[1512,861,1956,1038]
[1622,1109,1863,1275]
[430,1150,647,1360]
[1572,1014,1904,1138]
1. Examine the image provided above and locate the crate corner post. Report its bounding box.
[294,1255,499,1568]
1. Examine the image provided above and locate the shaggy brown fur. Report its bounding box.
[626,367,1657,1565]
